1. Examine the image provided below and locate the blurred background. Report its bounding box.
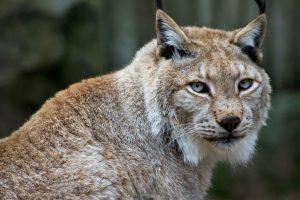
[0,0,299,199]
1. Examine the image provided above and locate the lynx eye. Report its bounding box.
[190,82,210,94]
[238,79,253,91]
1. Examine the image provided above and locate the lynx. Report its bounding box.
[0,0,271,199]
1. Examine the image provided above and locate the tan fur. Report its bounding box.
[0,7,271,200]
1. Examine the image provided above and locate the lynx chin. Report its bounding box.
[0,0,271,199]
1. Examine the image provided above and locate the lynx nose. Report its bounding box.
[219,116,241,133]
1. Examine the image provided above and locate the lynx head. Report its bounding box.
[146,0,271,165]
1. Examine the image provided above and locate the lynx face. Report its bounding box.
[149,6,271,165]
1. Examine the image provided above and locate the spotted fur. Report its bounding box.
[0,1,271,199]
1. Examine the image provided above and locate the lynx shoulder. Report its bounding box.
[0,0,271,199]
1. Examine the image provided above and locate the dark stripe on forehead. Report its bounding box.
[235,62,241,78]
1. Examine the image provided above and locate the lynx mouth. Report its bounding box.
[203,134,246,144]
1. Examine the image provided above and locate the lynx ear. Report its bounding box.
[156,10,190,60]
[234,15,267,49]
[234,14,266,64]
[234,0,267,64]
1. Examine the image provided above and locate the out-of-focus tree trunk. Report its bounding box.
[111,0,138,68]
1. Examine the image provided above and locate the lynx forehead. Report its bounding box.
[0,0,271,199]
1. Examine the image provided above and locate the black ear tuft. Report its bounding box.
[156,0,163,10]
[255,0,266,14]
